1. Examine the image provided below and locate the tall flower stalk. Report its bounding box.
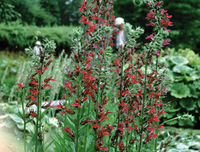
[53,0,172,152]
[17,39,56,152]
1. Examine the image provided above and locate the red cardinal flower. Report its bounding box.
[71,97,81,108]
[161,9,167,15]
[26,95,37,100]
[16,82,24,89]
[62,126,74,137]
[146,33,154,41]
[163,39,170,45]
[60,106,75,115]
[147,21,156,27]
[146,11,156,20]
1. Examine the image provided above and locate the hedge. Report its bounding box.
[0,22,75,54]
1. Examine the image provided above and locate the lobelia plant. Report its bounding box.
[17,39,56,152]
[51,0,173,152]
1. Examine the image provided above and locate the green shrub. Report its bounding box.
[160,48,200,127]
[0,22,75,54]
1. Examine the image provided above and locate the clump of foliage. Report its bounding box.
[160,48,200,127]
[0,22,73,54]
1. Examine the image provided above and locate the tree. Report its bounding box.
[40,0,61,25]
[114,0,200,53]
[0,0,21,23]
[164,0,200,53]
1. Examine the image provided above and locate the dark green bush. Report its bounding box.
[0,22,74,54]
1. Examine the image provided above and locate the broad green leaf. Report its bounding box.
[197,100,200,108]
[172,65,193,74]
[10,114,23,124]
[178,119,194,127]
[165,108,181,113]
[170,56,189,65]
[179,99,196,111]
[170,83,190,98]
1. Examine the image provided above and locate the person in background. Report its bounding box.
[113,17,127,52]
[33,41,42,57]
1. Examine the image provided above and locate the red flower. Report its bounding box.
[154,1,163,6]
[71,97,81,108]
[155,123,164,130]
[81,117,90,125]
[29,90,39,95]
[26,101,38,107]
[149,114,160,122]
[88,120,100,130]
[147,20,156,27]
[117,122,125,131]
[158,109,168,115]
[79,2,87,12]
[163,39,170,45]
[16,82,24,89]
[50,103,64,109]
[61,94,66,99]
[42,100,51,109]
[60,106,75,115]
[118,141,125,151]
[44,76,56,83]
[26,95,37,100]
[146,11,156,20]
[34,68,42,75]
[129,138,139,144]
[62,126,74,137]
[146,33,154,41]
[147,105,156,114]
[26,109,37,118]
[161,9,167,15]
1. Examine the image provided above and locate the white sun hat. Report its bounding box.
[115,17,124,25]
[35,41,41,46]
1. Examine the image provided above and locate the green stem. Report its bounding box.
[115,52,124,152]
[95,64,102,151]
[126,130,129,152]
[154,57,159,151]
[138,54,148,152]
[21,62,36,152]
[84,100,90,152]
[21,90,27,152]
[75,74,81,152]
[35,72,42,152]
[163,116,180,124]
[75,108,80,152]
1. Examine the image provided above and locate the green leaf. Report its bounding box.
[165,108,181,113]
[170,56,189,65]
[39,107,51,121]
[10,114,23,124]
[188,84,200,98]
[165,119,178,125]
[170,83,190,98]
[184,76,194,82]
[197,100,200,108]
[178,119,194,127]
[179,99,196,111]
[172,65,193,74]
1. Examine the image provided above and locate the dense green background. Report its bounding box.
[0,0,200,53]
[0,0,200,129]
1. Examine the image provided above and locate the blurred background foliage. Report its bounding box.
[0,0,200,54]
[0,0,200,129]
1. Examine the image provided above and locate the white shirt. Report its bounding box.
[116,30,125,49]
[33,46,42,56]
